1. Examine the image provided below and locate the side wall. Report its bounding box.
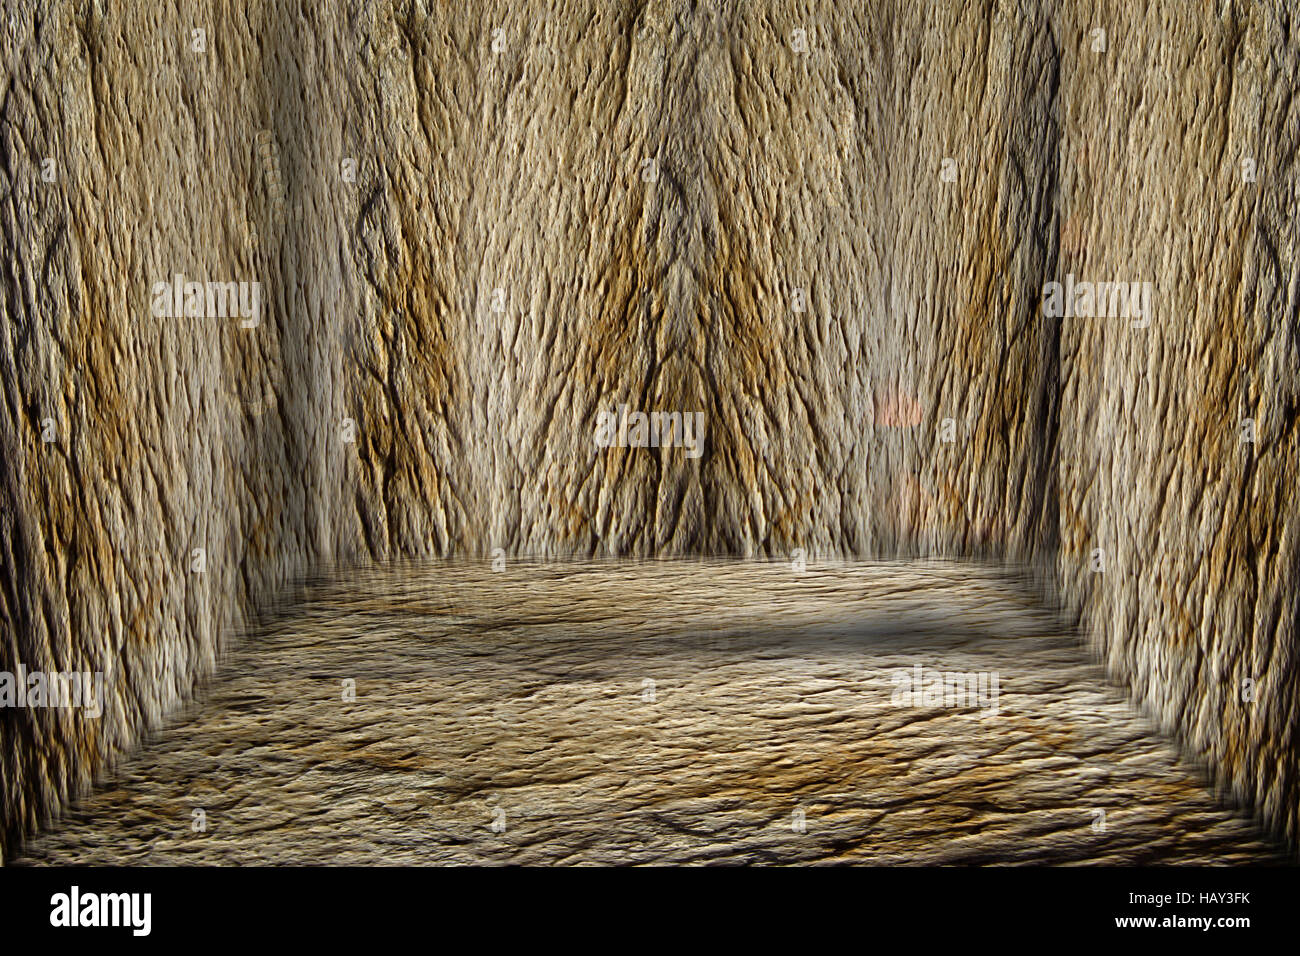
[0,0,362,859]
[1055,0,1300,845]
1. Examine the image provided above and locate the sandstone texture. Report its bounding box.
[1,1,1296,862]
[13,562,1287,865]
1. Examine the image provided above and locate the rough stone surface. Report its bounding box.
[12,562,1286,865]
[0,0,362,860]
[1,1,1296,862]
[1054,0,1300,853]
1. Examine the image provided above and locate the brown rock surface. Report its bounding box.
[1,1,1296,861]
[12,562,1286,865]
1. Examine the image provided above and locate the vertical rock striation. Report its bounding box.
[1055,0,1300,848]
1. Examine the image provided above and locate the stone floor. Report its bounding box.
[13,560,1288,865]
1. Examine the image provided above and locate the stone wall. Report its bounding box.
[0,0,362,858]
[1055,0,1300,847]
[1,0,1295,860]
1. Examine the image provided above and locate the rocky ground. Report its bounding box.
[12,561,1286,865]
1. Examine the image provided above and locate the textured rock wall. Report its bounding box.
[0,0,363,858]
[1,0,1296,860]
[347,0,1060,563]
[1054,0,1300,847]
